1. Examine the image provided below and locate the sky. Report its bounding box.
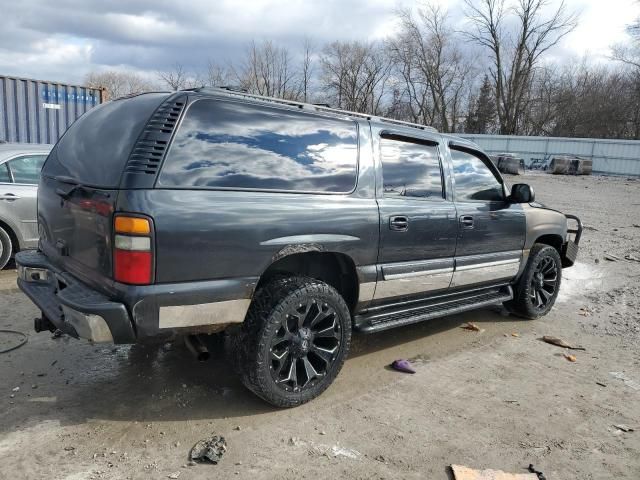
[0,0,637,86]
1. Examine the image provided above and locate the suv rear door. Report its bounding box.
[373,130,458,303]
[447,143,525,288]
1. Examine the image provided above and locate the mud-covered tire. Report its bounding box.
[0,226,12,270]
[227,276,352,408]
[506,243,562,319]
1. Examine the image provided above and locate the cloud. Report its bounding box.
[0,0,636,85]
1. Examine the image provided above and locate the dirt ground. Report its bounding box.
[1,172,639,480]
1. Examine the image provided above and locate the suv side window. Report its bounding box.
[7,155,47,185]
[158,99,359,193]
[450,148,504,202]
[0,164,10,183]
[380,135,443,199]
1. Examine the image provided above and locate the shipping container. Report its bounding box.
[462,134,640,176]
[0,75,104,144]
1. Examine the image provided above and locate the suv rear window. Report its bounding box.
[42,93,170,187]
[157,99,359,193]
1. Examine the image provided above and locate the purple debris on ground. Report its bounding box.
[390,359,416,374]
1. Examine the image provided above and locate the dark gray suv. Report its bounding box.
[16,88,581,407]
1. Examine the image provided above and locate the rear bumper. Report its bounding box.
[16,250,136,343]
[562,214,582,267]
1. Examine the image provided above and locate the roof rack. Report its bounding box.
[191,87,438,133]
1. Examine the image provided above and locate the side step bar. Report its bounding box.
[355,285,513,334]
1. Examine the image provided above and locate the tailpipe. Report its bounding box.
[184,334,210,362]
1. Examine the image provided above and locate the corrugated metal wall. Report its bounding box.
[461,134,640,176]
[0,75,103,144]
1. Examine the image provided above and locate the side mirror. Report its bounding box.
[510,183,535,203]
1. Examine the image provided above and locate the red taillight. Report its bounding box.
[113,215,153,285]
[114,250,152,285]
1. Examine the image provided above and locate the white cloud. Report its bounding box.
[0,0,637,85]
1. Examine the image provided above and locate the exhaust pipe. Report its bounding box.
[184,334,210,362]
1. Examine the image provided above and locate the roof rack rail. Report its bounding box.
[190,87,438,133]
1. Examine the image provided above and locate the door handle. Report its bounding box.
[460,215,474,229]
[389,215,409,232]
[0,193,20,201]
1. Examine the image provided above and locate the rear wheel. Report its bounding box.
[0,226,12,270]
[229,276,352,407]
[506,243,562,319]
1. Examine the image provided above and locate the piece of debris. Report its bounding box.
[330,445,361,459]
[541,335,586,350]
[613,424,634,432]
[578,308,591,317]
[596,382,607,387]
[563,353,577,362]
[64,446,75,451]
[11,387,19,392]
[528,464,547,480]
[51,329,63,339]
[461,322,484,332]
[609,372,640,391]
[624,254,640,263]
[233,426,241,431]
[511,333,520,337]
[390,359,416,374]
[604,253,620,262]
[167,472,181,479]
[451,464,538,479]
[614,424,635,432]
[189,435,227,464]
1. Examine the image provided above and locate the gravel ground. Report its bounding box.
[0,172,639,479]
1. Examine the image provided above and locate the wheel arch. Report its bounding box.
[534,233,564,255]
[255,249,360,313]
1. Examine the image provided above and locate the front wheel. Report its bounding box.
[228,276,352,407]
[506,244,562,319]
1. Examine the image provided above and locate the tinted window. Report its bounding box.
[42,93,170,187]
[158,99,358,193]
[450,148,504,202]
[380,136,443,199]
[7,155,46,184]
[0,164,9,183]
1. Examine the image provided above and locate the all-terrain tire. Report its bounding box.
[227,276,352,408]
[506,243,562,319]
[0,226,12,270]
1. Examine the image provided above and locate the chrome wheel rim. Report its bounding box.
[269,299,341,392]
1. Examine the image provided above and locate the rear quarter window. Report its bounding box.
[157,99,359,193]
[42,93,170,187]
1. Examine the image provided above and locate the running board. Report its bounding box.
[354,285,513,333]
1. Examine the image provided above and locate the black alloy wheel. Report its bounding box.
[529,255,559,310]
[228,276,352,407]
[269,299,341,392]
[506,243,563,319]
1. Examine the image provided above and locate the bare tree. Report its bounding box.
[320,40,391,115]
[300,38,314,102]
[158,63,195,91]
[233,40,300,99]
[203,60,232,87]
[388,4,472,132]
[464,0,578,134]
[85,70,156,100]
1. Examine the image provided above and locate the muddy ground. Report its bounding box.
[0,172,639,479]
